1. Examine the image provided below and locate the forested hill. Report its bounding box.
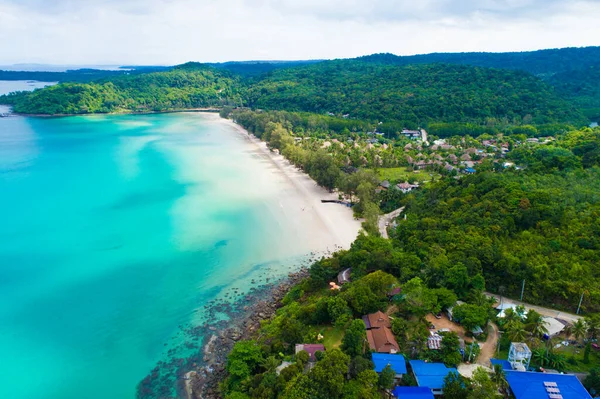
[357,47,600,121]
[248,61,587,126]
[391,129,600,311]
[1,65,244,115]
[0,58,589,126]
[357,46,600,76]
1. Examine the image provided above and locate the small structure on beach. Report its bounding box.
[337,268,351,285]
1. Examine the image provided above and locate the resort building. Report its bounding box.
[409,360,458,396]
[372,353,407,379]
[294,344,325,362]
[392,386,435,399]
[505,370,592,399]
[363,311,400,353]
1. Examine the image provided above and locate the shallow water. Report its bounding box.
[0,112,325,398]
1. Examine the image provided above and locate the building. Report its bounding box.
[427,333,442,350]
[372,353,407,379]
[295,344,325,362]
[396,182,419,193]
[363,311,400,353]
[410,361,458,396]
[379,180,391,190]
[505,370,592,399]
[400,129,422,140]
[490,358,513,371]
[392,387,435,399]
[337,268,351,285]
[445,300,465,321]
[464,167,476,174]
[508,342,532,371]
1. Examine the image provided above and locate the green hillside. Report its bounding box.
[2,65,243,115]
[248,61,586,126]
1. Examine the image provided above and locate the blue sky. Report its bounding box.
[0,0,599,65]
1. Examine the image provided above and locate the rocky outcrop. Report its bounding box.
[186,269,310,399]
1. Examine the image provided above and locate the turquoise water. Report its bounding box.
[0,113,314,398]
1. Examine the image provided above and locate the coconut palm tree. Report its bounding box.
[562,323,575,357]
[585,316,600,340]
[491,364,509,397]
[573,319,587,345]
[525,310,549,339]
[507,320,527,342]
[261,356,281,373]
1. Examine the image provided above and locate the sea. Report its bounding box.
[0,86,328,398]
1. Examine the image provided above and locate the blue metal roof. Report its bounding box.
[490,358,513,371]
[372,353,407,375]
[409,360,458,390]
[392,386,435,399]
[505,371,592,399]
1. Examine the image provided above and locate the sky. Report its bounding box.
[0,0,599,65]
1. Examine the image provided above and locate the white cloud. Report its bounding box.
[0,0,598,65]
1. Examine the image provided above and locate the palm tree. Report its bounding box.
[525,310,549,339]
[261,356,281,373]
[507,320,527,342]
[585,316,600,340]
[549,353,567,371]
[491,364,509,397]
[562,323,575,357]
[573,319,587,345]
[532,348,548,367]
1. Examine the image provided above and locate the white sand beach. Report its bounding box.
[218,114,362,253]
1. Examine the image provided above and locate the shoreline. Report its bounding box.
[0,107,222,118]
[137,113,361,399]
[220,115,362,251]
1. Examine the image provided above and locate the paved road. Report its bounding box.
[485,292,582,323]
[378,207,404,238]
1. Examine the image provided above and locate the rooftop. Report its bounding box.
[363,311,391,330]
[505,370,592,399]
[410,360,458,390]
[372,353,407,375]
[366,325,400,353]
[295,344,325,362]
[392,386,435,399]
[490,358,513,371]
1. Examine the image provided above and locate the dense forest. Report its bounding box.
[247,61,586,126]
[0,66,170,83]
[357,47,600,76]
[210,125,600,399]
[358,47,600,123]
[225,105,600,312]
[1,57,590,129]
[1,65,243,114]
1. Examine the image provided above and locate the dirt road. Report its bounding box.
[477,322,499,366]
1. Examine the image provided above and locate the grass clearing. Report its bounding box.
[373,167,439,183]
[321,326,345,350]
